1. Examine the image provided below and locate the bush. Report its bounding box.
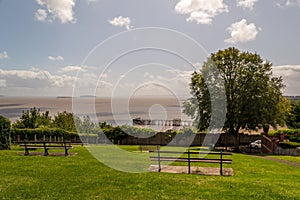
[279,142,300,149]
[0,116,10,150]
[78,133,98,144]
[269,129,300,136]
[11,128,78,142]
[120,125,156,138]
[289,136,300,143]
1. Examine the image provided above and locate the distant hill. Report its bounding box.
[285,96,300,101]
[56,96,72,99]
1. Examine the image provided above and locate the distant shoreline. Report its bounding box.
[0,96,191,123]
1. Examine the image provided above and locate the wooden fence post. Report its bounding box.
[188,149,191,174]
[158,147,161,172]
[220,149,223,176]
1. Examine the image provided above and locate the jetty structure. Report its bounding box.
[132,117,193,130]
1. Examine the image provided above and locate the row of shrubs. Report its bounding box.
[268,129,300,149]
[289,136,300,143]
[10,126,198,144]
[11,128,97,143]
[279,142,300,149]
[269,129,300,136]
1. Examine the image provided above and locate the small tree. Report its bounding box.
[13,107,51,129]
[52,111,77,132]
[0,115,10,150]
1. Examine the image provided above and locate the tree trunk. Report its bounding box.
[234,134,239,151]
[263,124,270,134]
[233,126,241,152]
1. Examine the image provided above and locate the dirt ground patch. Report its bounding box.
[149,165,234,176]
[256,156,300,168]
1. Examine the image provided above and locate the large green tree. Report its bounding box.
[0,115,10,150]
[184,47,287,149]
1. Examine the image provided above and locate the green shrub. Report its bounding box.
[0,116,10,150]
[78,133,98,144]
[120,125,156,138]
[279,142,300,149]
[289,136,300,143]
[11,128,78,141]
[269,129,300,136]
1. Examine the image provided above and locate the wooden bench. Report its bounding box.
[150,148,232,175]
[20,141,73,156]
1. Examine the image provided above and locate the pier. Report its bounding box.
[132,117,193,128]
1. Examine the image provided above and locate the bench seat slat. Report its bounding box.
[150,150,232,155]
[150,156,232,163]
[20,142,73,156]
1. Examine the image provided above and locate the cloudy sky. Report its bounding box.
[0,0,300,97]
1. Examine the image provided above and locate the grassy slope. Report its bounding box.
[0,146,299,200]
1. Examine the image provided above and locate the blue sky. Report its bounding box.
[0,0,300,96]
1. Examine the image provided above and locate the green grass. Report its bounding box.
[0,145,299,199]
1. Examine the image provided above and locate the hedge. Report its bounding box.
[78,133,98,144]
[11,128,78,141]
[279,142,300,149]
[269,129,300,136]
[289,136,300,143]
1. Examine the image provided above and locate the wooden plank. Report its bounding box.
[149,150,232,155]
[20,145,72,149]
[150,156,232,163]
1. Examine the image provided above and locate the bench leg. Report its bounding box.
[65,149,69,156]
[24,148,29,156]
[44,148,49,156]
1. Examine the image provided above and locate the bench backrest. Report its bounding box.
[150,148,232,175]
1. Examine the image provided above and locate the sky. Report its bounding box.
[0,0,300,97]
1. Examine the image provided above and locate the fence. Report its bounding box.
[121,132,261,146]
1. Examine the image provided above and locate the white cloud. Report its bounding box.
[48,55,64,61]
[59,66,82,73]
[87,0,98,4]
[108,16,132,30]
[276,0,300,7]
[35,9,47,21]
[236,0,258,10]
[165,69,194,84]
[0,67,114,96]
[0,68,75,88]
[0,51,9,59]
[175,0,228,24]
[273,65,300,95]
[35,0,76,24]
[285,0,300,6]
[225,19,260,44]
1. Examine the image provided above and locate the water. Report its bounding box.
[0,96,191,125]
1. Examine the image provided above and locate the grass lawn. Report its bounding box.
[0,145,299,200]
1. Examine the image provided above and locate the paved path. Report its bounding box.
[256,156,300,168]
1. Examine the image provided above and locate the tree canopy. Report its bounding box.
[184,47,288,148]
[13,107,51,129]
[286,101,300,129]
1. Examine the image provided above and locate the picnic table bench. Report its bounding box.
[150,148,232,175]
[20,141,73,156]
